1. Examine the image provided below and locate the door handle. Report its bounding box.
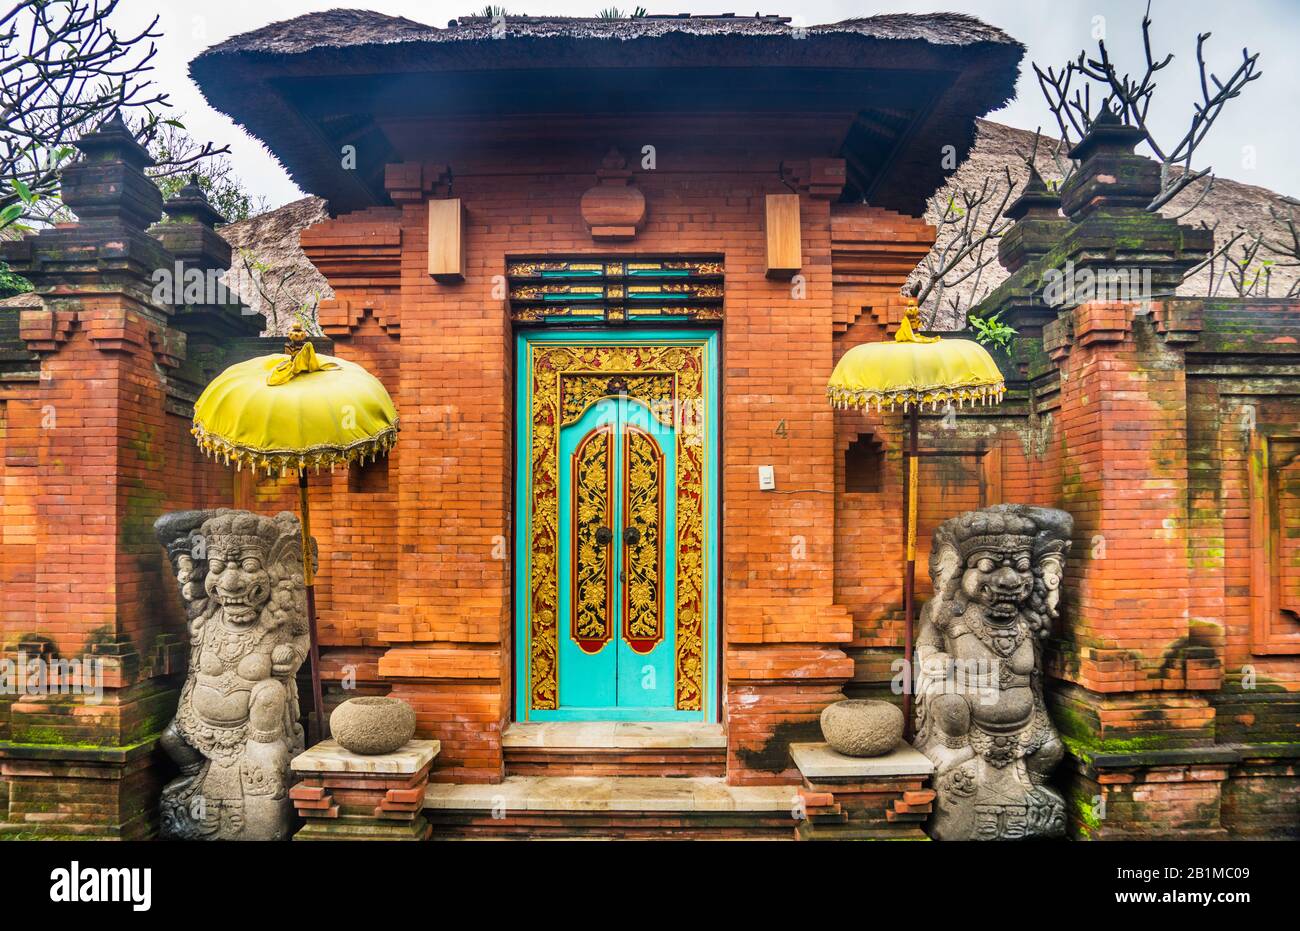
[623,526,641,546]
[594,526,613,546]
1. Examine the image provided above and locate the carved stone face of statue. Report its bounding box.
[204,546,272,624]
[199,514,281,625]
[959,539,1034,625]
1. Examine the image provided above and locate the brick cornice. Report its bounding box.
[377,646,500,680]
[18,308,78,353]
[318,297,400,338]
[299,208,403,294]
[1042,310,1073,363]
[782,158,847,200]
[82,306,161,354]
[1043,298,1207,365]
[1074,300,1133,348]
[1151,298,1205,345]
[383,162,452,204]
[148,326,187,369]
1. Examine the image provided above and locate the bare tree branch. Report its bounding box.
[910,165,1020,327]
[1030,1,1260,214]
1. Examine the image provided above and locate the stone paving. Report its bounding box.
[425,776,797,813]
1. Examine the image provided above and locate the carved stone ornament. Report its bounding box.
[154,509,314,840]
[912,504,1072,840]
[579,148,646,241]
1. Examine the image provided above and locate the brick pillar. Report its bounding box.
[0,118,255,837]
[300,200,405,729]
[980,111,1226,837]
[828,205,937,713]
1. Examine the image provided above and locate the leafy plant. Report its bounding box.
[0,259,33,299]
[968,312,1018,356]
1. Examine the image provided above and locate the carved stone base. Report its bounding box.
[791,742,934,840]
[289,739,439,841]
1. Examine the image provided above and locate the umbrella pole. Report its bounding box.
[902,405,919,740]
[298,469,326,746]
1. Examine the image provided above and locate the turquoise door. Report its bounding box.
[558,395,676,711]
[516,330,718,721]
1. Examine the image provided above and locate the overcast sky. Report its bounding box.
[114,0,1300,209]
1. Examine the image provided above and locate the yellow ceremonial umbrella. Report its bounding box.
[192,323,399,742]
[827,296,1005,734]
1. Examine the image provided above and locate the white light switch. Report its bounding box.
[758,465,776,490]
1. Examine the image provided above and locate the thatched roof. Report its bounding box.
[199,10,1017,55]
[218,196,332,335]
[191,10,1024,216]
[0,291,41,308]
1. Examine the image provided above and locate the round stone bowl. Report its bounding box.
[329,696,417,755]
[820,699,903,758]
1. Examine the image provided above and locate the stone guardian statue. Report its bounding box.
[154,509,313,840]
[912,504,1072,840]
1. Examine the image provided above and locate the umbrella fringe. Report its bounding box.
[191,423,399,475]
[826,383,1005,413]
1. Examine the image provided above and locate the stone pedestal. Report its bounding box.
[290,739,439,841]
[0,740,163,839]
[791,742,934,840]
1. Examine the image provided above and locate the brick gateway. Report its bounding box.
[0,12,1295,839]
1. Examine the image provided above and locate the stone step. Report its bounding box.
[502,722,727,777]
[424,775,799,840]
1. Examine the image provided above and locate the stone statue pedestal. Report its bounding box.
[289,739,440,841]
[791,742,935,841]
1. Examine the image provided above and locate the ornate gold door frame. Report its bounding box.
[515,331,717,720]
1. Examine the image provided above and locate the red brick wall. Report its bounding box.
[1190,381,1300,693]
[1,306,230,668]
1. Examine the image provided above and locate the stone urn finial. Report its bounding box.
[59,109,161,228]
[163,173,226,229]
[1059,100,1159,219]
[998,163,1067,274]
[580,147,646,241]
[153,171,234,275]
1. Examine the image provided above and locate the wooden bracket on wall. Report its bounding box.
[427,198,466,283]
[765,193,802,280]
